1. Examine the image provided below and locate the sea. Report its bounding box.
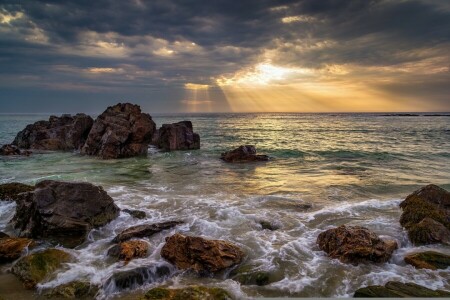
[0,113,449,299]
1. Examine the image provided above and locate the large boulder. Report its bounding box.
[142,286,233,300]
[220,145,269,163]
[354,281,450,297]
[399,184,450,245]
[154,121,200,151]
[11,248,72,289]
[81,103,156,159]
[12,180,120,247]
[107,240,149,262]
[0,237,35,263]
[0,144,31,156]
[317,225,398,264]
[0,182,34,201]
[404,251,450,270]
[112,221,182,243]
[161,233,244,274]
[12,114,93,151]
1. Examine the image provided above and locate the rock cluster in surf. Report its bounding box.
[152,121,200,151]
[221,145,269,163]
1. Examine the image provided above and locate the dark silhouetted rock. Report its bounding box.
[404,251,450,270]
[143,286,233,300]
[12,114,93,151]
[11,248,72,289]
[107,240,149,262]
[41,281,99,299]
[123,209,146,219]
[81,103,156,159]
[154,121,200,151]
[161,233,244,274]
[258,220,280,231]
[354,281,450,297]
[317,225,397,264]
[13,180,119,247]
[0,232,9,238]
[0,237,35,263]
[0,144,31,156]
[105,264,173,291]
[112,221,182,243]
[220,145,269,163]
[399,184,450,245]
[0,182,34,202]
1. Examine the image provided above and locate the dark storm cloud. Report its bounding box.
[0,0,449,112]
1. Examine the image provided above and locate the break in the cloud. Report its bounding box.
[0,0,449,113]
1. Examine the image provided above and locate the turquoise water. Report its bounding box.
[0,113,449,298]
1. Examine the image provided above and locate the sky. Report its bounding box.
[0,0,449,114]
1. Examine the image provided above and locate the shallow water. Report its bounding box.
[0,113,449,299]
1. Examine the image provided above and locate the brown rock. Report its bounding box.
[0,238,35,263]
[220,145,269,163]
[112,221,182,243]
[0,144,31,156]
[0,182,34,202]
[154,121,200,151]
[108,240,149,262]
[12,114,93,150]
[13,180,119,247]
[399,184,450,245]
[317,225,397,264]
[81,103,156,159]
[404,251,450,270]
[161,233,244,274]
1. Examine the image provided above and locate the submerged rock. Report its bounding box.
[12,114,93,151]
[13,180,120,247]
[11,248,72,289]
[399,184,450,245]
[123,209,147,219]
[220,145,269,163]
[161,233,244,274]
[142,286,233,300]
[107,240,149,262]
[0,182,34,202]
[0,144,31,156]
[317,225,397,264]
[105,264,173,291]
[232,271,271,286]
[154,121,200,151]
[404,251,450,270]
[81,103,156,159]
[258,220,280,231]
[112,221,182,243]
[41,281,99,299]
[0,237,35,263]
[354,281,450,297]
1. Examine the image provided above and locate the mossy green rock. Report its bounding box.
[354,281,450,297]
[233,271,270,286]
[143,286,233,300]
[0,182,34,201]
[42,281,99,299]
[11,248,72,289]
[404,251,450,270]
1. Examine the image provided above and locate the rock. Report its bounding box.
[107,240,149,262]
[123,209,146,219]
[0,182,34,201]
[232,271,271,286]
[142,286,233,300]
[262,199,312,211]
[258,220,280,231]
[404,251,450,270]
[161,233,244,274]
[0,232,9,238]
[12,114,93,151]
[154,121,200,151]
[354,281,450,297]
[41,281,99,299]
[105,264,173,291]
[220,145,269,163]
[81,103,156,159]
[112,221,182,243]
[12,180,119,247]
[11,248,72,289]
[0,144,31,156]
[0,237,35,263]
[399,184,450,245]
[317,225,398,264]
